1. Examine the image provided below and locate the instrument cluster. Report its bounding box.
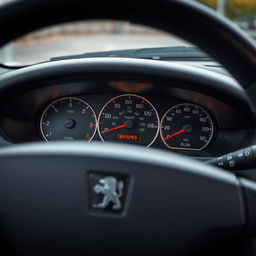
[40,94,215,151]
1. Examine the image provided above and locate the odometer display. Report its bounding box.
[98,94,159,147]
[160,103,214,150]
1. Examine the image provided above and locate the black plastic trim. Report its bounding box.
[0,58,253,122]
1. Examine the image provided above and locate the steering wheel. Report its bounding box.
[0,1,256,255]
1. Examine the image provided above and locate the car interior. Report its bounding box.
[1,0,256,255]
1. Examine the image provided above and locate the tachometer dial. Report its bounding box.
[40,97,97,142]
[160,103,214,150]
[98,94,159,147]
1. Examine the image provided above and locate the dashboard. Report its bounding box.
[39,94,214,150]
[0,78,254,158]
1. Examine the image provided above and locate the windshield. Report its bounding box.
[0,0,255,66]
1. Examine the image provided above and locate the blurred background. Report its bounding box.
[0,0,255,65]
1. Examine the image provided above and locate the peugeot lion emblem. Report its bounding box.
[93,177,124,210]
[88,172,129,215]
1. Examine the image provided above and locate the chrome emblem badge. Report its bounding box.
[93,177,124,210]
[88,172,128,214]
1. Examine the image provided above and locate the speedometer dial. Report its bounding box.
[98,94,159,147]
[160,103,214,150]
[40,97,97,142]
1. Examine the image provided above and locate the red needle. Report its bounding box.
[163,129,185,141]
[101,124,126,134]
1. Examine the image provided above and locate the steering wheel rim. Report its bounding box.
[0,0,255,89]
[0,0,255,255]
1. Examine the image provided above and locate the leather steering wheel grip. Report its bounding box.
[0,0,255,88]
